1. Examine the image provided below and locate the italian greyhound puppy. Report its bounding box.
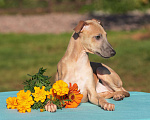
[45,19,130,112]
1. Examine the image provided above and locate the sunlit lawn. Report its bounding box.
[0,29,150,92]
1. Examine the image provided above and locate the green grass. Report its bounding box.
[0,30,150,92]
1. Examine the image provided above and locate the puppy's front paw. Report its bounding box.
[45,101,57,112]
[101,103,115,111]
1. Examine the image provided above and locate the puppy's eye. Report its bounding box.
[95,35,101,40]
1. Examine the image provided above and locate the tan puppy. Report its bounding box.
[45,19,130,112]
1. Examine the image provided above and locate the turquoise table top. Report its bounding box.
[0,91,150,120]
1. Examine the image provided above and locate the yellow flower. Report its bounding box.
[6,90,34,113]
[6,97,18,109]
[17,103,31,113]
[32,86,47,103]
[17,90,34,106]
[16,90,34,113]
[52,80,69,96]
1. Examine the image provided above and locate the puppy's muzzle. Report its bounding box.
[96,40,116,58]
[110,49,116,57]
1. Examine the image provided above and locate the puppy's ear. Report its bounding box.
[73,20,87,33]
[92,18,103,27]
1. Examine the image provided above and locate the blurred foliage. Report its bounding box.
[0,0,48,8]
[0,0,149,14]
[92,0,150,13]
[0,29,150,92]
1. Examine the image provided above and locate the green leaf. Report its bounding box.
[64,99,71,102]
[23,67,52,94]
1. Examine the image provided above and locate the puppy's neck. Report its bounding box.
[64,32,89,63]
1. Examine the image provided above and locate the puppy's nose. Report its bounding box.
[111,50,116,56]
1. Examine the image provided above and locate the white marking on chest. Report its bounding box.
[64,51,92,93]
[74,51,92,93]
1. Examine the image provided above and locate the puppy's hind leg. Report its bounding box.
[96,64,130,101]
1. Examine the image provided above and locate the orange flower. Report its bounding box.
[17,103,31,113]
[6,97,18,109]
[65,83,83,108]
[40,109,44,112]
[47,88,56,100]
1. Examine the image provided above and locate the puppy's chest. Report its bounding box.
[65,63,93,93]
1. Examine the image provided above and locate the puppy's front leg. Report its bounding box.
[88,88,115,111]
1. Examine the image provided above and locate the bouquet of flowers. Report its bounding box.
[6,68,83,113]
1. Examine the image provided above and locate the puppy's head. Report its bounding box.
[73,19,116,58]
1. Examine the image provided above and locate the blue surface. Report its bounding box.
[0,91,150,120]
